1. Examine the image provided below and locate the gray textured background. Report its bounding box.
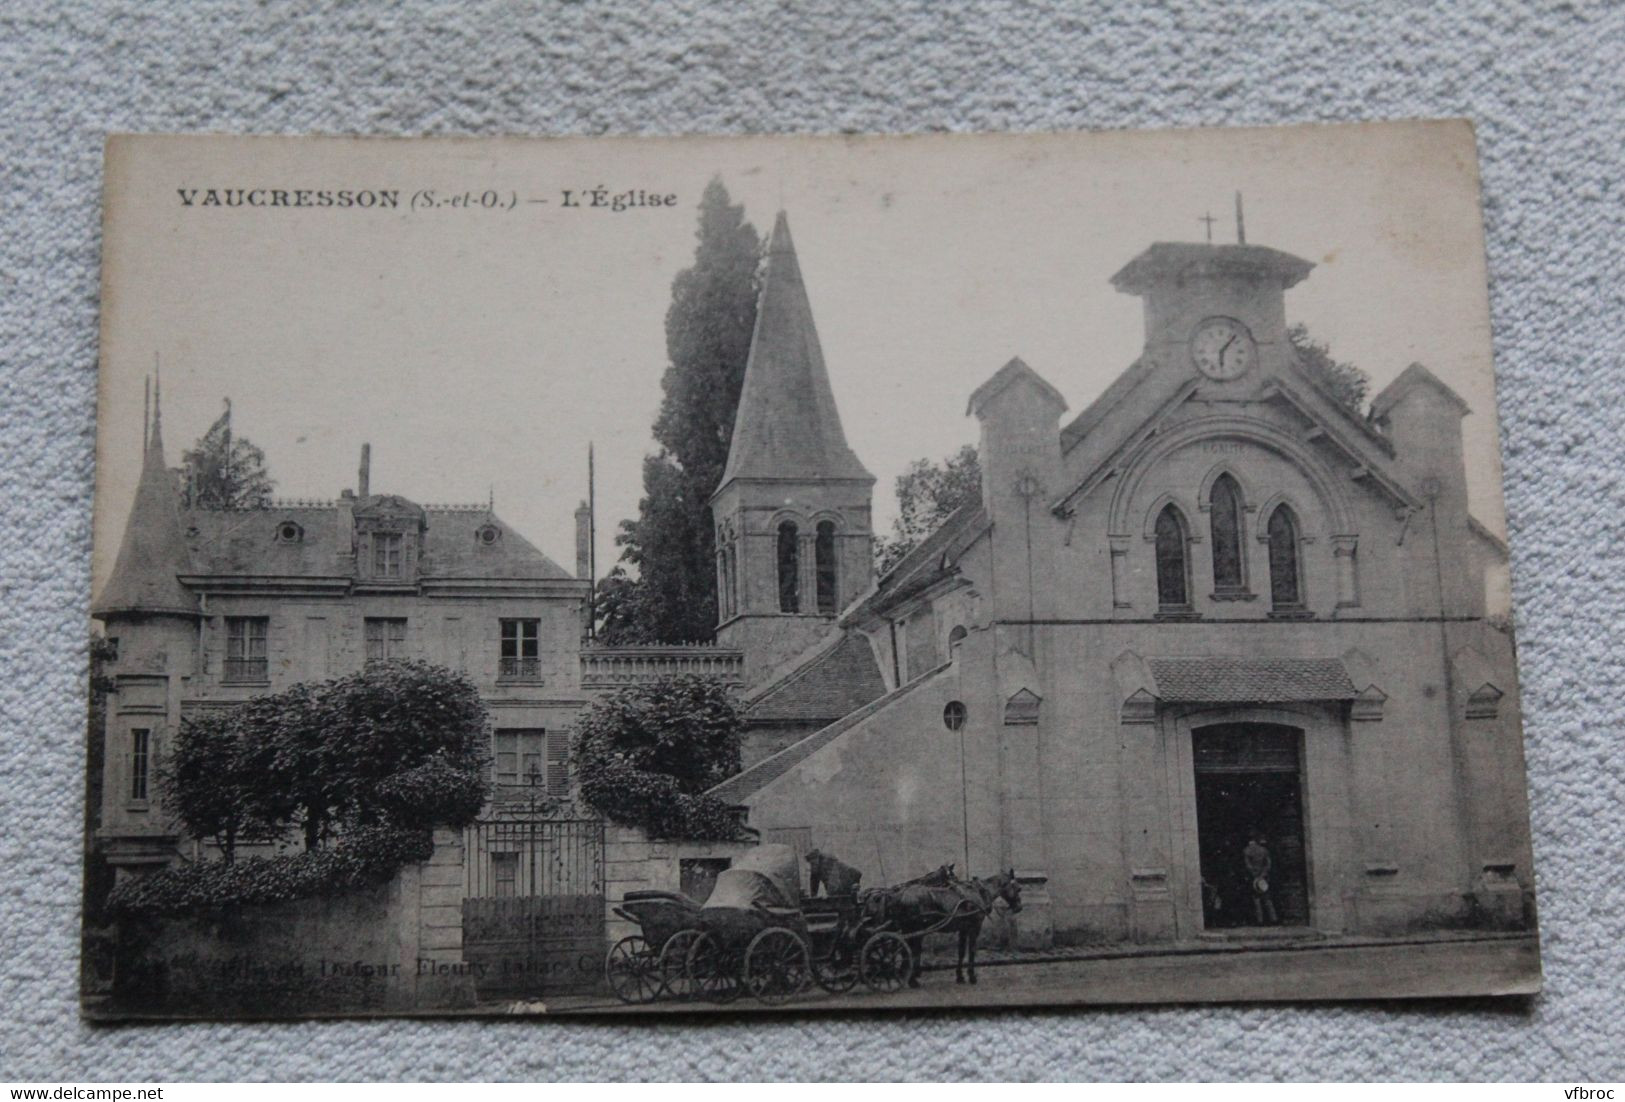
[2,0,1622,1081]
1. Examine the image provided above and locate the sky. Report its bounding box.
[94,122,1506,595]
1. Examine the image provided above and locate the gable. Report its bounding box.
[1053,378,1420,527]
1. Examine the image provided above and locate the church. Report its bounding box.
[709,211,1532,946]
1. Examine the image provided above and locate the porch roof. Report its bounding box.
[1148,656,1358,703]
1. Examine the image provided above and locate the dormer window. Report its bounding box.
[276,520,304,544]
[476,523,501,546]
[373,532,404,578]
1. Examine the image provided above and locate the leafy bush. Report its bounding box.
[107,825,432,917]
[574,675,746,841]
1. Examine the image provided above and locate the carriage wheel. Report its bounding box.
[859,931,913,994]
[604,935,661,1005]
[657,929,701,1000]
[684,930,741,1004]
[811,939,860,994]
[744,928,811,1005]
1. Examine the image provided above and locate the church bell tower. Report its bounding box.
[712,212,874,683]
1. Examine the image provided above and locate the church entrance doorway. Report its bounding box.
[1192,723,1311,929]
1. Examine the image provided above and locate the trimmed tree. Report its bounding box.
[118,661,490,916]
[599,180,762,644]
[574,675,745,840]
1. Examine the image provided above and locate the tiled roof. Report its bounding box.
[746,631,887,723]
[718,212,873,489]
[1147,656,1358,703]
[711,662,951,804]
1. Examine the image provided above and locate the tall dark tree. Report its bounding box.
[874,445,982,575]
[1288,323,1371,414]
[175,401,275,510]
[600,180,762,643]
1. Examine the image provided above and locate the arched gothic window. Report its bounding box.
[1154,505,1191,610]
[815,521,838,614]
[1209,473,1246,593]
[777,521,800,613]
[1267,504,1303,609]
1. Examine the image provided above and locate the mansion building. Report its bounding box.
[91,406,595,876]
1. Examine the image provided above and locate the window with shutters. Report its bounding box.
[223,616,269,682]
[499,618,540,680]
[544,730,570,797]
[364,617,408,664]
[492,728,567,795]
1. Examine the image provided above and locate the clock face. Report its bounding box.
[1190,317,1256,380]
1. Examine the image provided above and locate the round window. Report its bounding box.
[942,701,967,732]
[477,524,500,545]
[276,521,302,543]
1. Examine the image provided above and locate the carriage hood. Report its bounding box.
[701,844,803,911]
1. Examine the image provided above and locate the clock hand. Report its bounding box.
[1218,335,1237,369]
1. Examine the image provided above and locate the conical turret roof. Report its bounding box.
[92,383,198,618]
[717,212,873,492]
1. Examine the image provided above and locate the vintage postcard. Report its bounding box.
[84,121,1538,1019]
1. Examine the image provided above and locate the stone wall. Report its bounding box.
[109,834,478,1017]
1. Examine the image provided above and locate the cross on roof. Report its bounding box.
[1199,212,1217,242]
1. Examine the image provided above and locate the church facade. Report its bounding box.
[709,217,1531,946]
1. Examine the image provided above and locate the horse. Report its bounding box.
[805,848,863,898]
[857,863,956,926]
[884,868,1023,986]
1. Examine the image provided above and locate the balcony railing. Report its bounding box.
[580,645,746,689]
[222,657,269,683]
[498,656,542,681]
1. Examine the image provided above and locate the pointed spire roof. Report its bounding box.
[717,211,873,492]
[93,376,199,618]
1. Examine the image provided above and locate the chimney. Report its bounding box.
[574,500,591,580]
[358,443,371,498]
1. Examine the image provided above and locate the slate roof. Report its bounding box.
[181,501,572,580]
[842,491,988,625]
[745,630,888,723]
[717,211,873,490]
[711,662,951,804]
[1147,656,1358,703]
[93,401,199,617]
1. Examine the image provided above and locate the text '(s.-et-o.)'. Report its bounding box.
[173,187,683,214]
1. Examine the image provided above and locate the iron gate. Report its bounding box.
[461,818,605,997]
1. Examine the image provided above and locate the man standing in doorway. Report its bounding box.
[1244,831,1279,926]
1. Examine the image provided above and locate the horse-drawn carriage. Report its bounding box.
[603,844,1022,1005]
